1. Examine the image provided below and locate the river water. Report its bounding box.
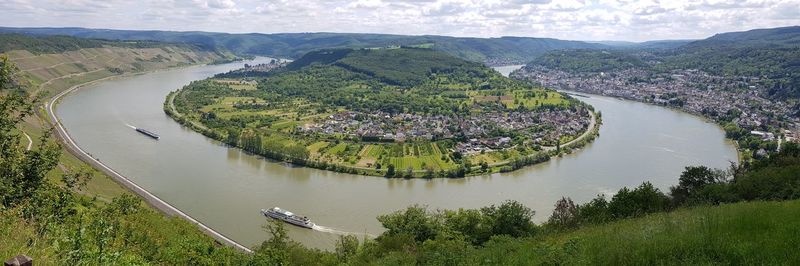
[56,60,738,249]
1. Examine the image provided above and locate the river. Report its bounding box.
[56,60,738,250]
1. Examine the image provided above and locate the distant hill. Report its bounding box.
[0,27,607,64]
[528,49,648,73]
[685,26,800,48]
[588,39,694,50]
[523,26,800,100]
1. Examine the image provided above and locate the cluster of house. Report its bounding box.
[514,66,800,140]
[215,79,258,86]
[222,60,287,76]
[298,108,591,153]
[750,130,776,141]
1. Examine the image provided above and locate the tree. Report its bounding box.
[608,182,670,219]
[335,235,359,262]
[377,205,440,242]
[424,166,435,179]
[556,138,561,153]
[385,164,396,178]
[481,200,536,238]
[548,197,578,229]
[442,209,492,245]
[576,195,611,224]
[0,55,63,207]
[254,219,290,265]
[670,166,731,205]
[480,161,489,172]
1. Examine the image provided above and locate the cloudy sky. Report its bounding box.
[1,0,798,42]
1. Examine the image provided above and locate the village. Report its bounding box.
[298,108,591,154]
[513,66,800,144]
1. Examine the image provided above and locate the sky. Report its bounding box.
[1,0,798,42]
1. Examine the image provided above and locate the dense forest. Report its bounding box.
[529,49,649,73]
[0,27,609,64]
[3,55,800,263]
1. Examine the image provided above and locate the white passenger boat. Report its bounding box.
[261,207,315,229]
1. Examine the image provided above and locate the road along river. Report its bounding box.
[55,61,738,250]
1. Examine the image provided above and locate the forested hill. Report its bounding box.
[685,26,800,48]
[0,33,236,97]
[284,48,488,86]
[0,27,607,64]
[526,49,648,73]
[523,26,800,100]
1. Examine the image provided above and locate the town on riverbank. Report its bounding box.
[513,66,798,162]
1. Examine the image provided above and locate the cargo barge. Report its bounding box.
[135,128,160,140]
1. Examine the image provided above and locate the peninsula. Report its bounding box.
[166,47,599,178]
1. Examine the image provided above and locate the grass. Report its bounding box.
[477,200,800,265]
[469,89,567,109]
[470,152,505,165]
[307,141,330,155]
[387,154,453,170]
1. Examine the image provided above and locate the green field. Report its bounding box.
[469,89,568,109]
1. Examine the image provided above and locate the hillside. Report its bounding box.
[528,49,649,73]
[0,33,237,210]
[479,200,800,265]
[1,33,236,97]
[0,27,608,64]
[685,26,800,48]
[169,48,595,178]
[523,26,800,100]
[285,48,487,86]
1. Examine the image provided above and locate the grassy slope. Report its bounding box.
[4,43,232,203]
[478,200,800,265]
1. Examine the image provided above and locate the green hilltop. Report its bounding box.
[283,47,491,87]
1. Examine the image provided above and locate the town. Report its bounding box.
[512,66,800,146]
[298,108,592,154]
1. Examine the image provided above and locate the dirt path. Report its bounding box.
[22,131,33,151]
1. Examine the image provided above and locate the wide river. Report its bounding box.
[57,59,737,249]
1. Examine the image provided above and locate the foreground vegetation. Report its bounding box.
[0,33,237,205]
[168,47,598,178]
[4,55,800,264]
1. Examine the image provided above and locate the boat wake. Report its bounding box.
[311,225,376,239]
[125,123,136,129]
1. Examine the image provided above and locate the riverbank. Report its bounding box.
[44,60,254,253]
[558,89,744,165]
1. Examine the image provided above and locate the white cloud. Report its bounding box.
[0,0,798,41]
